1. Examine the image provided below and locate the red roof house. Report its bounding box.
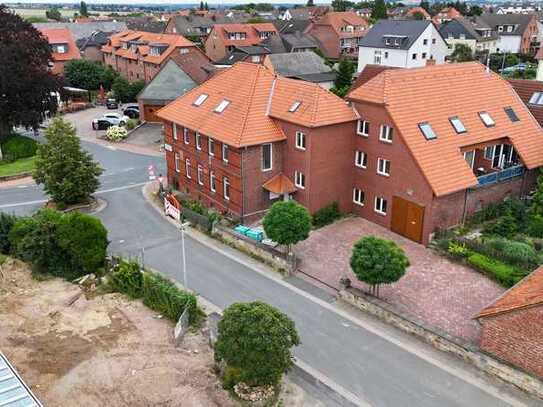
[40,27,81,75]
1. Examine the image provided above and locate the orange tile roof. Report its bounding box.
[476,267,543,318]
[102,30,195,65]
[40,28,81,62]
[348,62,543,197]
[262,174,297,194]
[213,23,278,47]
[157,62,357,147]
[508,79,543,128]
[314,11,369,36]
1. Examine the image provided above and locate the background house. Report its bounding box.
[476,266,543,379]
[478,13,539,54]
[263,52,336,89]
[40,27,81,75]
[439,17,498,55]
[357,20,448,73]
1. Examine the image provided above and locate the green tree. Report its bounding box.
[332,0,354,12]
[332,57,355,97]
[262,200,312,253]
[111,77,144,102]
[419,0,430,13]
[371,0,387,20]
[307,0,315,6]
[80,1,88,17]
[64,59,104,90]
[468,4,483,16]
[531,169,543,217]
[214,301,300,386]
[412,11,426,20]
[199,1,204,10]
[205,2,209,10]
[450,43,474,62]
[25,16,49,23]
[33,117,103,206]
[0,5,60,140]
[350,236,410,296]
[45,8,62,21]
[0,212,16,254]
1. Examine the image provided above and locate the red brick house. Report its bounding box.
[40,28,81,75]
[101,30,198,83]
[204,23,279,62]
[476,266,543,378]
[432,7,462,25]
[347,62,543,244]
[306,11,369,59]
[156,62,358,222]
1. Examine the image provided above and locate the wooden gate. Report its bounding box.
[143,105,162,122]
[391,197,425,243]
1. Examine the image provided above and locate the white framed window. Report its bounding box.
[423,39,428,45]
[355,151,367,168]
[185,158,191,178]
[289,101,301,112]
[175,152,180,173]
[210,171,216,192]
[377,158,391,176]
[196,133,202,150]
[208,137,215,156]
[464,150,475,169]
[56,44,66,53]
[357,120,369,136]
[295,131,306,150]
[479,111,495,127]
[223,177,230,200]
[353,188,365,206]
[449,116,466,134]
[173,124,178,140]
[374,50,382,64]
[374,196,387,215]
[214,99,230,113]
[222,143,229,163]
[418,122,437,140]
[294,171,305,189]
[197,165,203,185]
[193,93,208,106]
[484,145,494,160]
[412,53,417,60]
[183,128,189,144]
[262,143,272,171]
[379,125,393,143]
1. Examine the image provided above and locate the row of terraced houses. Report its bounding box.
[157,61,543,245]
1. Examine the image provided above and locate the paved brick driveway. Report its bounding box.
[295,216,505,342]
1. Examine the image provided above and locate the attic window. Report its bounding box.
[214,99,230,113]
[504,107,519,122]
[449,116,466,134]
[529,92,543,105]
[418,122,437,140]
[479,112,495,127]
[289,101,302,112]
[193,94,208,106]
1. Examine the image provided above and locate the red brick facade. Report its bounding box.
[479,306,543,378]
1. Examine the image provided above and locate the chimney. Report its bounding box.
[426,58,436,66]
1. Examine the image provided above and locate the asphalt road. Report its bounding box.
[0,141,539,407]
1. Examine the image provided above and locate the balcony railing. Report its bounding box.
[477,165,524,186]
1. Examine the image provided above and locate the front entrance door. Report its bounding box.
[391,196,425,243]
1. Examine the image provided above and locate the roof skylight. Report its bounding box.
[504,107,520,122]
[418,122,437,140]
[289,101,302,112]
[193,94,208,106]
[449,116,466,134]
[529,92,543,105]
[479,111,495,127]
[214,99,230,113]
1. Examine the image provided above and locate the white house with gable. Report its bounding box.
[357,20,448,73]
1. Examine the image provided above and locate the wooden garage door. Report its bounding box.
[391,196,425,243]
[144,105,162,122]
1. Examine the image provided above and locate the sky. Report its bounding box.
[16,0,317,4]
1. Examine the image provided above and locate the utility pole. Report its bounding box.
[180,220,189,289]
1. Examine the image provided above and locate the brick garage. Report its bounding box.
[476,266,543,378]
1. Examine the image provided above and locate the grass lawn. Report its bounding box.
[0,254,6,266]
[0,156,36,178]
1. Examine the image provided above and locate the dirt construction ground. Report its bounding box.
[0,258,233,406]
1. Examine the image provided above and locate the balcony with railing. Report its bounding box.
[477,164,524,186]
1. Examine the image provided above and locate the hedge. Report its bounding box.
[142,272,197,323]
[1,135,37,161]
[110,260,143,298]
[467,253,528,287]
[312,202,340,228]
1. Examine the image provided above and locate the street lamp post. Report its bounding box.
[180,220,190,289]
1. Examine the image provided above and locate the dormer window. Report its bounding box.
[55,44,67,54]
[193,94,208,106]
[479,112,495,127]
[214,99,230,113]
[449,116,466,134]
[385,38,391,45]
[289,101,301,112]
[418,122,437,140]
[529,92,543,105]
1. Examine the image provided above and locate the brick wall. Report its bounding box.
[307,25,339,59]
[80,46,103,62]
[479,306,543,378]
[204,30,227,62]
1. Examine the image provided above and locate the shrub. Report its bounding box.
[183,199,205,215]
[142,272,197,322]
[467,253,527,287]
[0,212,16,254]
[263,201,312,250]
[110,260,143,298]
[105,125,128,142]
[1,135,37,161]
[463,237,539,270]
[126,118,138,130]
[482,211,518,238]
[214,301,300,386]
[528,215,543,238]
[312,202,340,228]
[447,241,470,258]
[222,366,243,390]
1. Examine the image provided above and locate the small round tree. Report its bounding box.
[215,301,300,387]
[263,200,311,254]
[34,117,103,207]
[350,236,409,297]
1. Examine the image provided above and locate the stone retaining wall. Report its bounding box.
[339,287,543,400]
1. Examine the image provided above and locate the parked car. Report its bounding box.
[106,98,119,109]
[123,105,140,119]
[500,63,531,73]
[92,113,130,130]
